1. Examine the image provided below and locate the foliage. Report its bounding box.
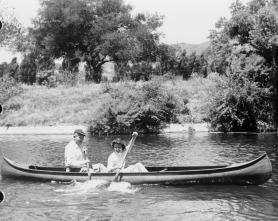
[156,43,178,74]
[0,84,101,126]
[8,58,20,81]
[57,70,83,86]
[208,17,233,75]
[0,62,9,77]
[114,62,155,82]
[30,0,163,82]
[0,79,191,132]
[0,57,21,80]
[206,72,269,132]
[206,0,278,130]
[223,0,278,125]
[0,0,25,49]
[19,53,37,85]
[88,79,186,134]
[113,44,210,82]
[0,76,23,106]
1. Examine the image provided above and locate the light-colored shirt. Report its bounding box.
[65,140,86,168]
[107,151,126,172]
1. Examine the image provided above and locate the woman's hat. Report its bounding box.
[111,138,126,149]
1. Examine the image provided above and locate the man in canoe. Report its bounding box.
[107,132,148,173]
[65,129,108,173]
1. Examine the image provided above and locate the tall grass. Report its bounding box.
[0,75,215,132]
[0,84,101,126]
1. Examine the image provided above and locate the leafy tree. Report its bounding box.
[177,50,189,79]
[207,72,266,132]
[206,0,278,131]
[208,17,234,75]
[224,0,278,125]
[157,43,178,74]
[19,53,37,85]
[30,0,163,82]
[196,52,209,77]
[0,0,24,49]
[8,57,20,81]
[176,50,202,80]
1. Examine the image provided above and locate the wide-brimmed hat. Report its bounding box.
[111,138,126,149]
[74,129,86,136]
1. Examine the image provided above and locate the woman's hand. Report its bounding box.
[114,164,122,170]
[132,132,138,137]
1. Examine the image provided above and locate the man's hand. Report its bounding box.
[82,146,87,154]
[80,168,87,172]
[82,159,90,164]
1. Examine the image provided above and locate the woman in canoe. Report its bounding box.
[65,129,108,173]
[107,132,148,173]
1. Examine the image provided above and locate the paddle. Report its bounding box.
[82,146,91,180]
[111,132,138,182]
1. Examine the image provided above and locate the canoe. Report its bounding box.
[1,153,272,185]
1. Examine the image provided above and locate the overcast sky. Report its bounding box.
[1,0,251,62]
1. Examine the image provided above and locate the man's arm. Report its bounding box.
[65,146,88,168]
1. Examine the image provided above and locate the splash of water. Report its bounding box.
[54,179,140,195]
[107,181,140,194]
[54,179,108,195]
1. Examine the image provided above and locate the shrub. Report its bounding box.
[0,76,23,105]
[207,72,266,132]
[88,79,185,134]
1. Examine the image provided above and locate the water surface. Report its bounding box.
[0,132,277,221]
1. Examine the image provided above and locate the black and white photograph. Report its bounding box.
[0,0,277,220]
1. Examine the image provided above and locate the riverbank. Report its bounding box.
[0,123,210,135]
[1,77,213,135]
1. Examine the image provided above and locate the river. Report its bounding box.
[0,132,277,221]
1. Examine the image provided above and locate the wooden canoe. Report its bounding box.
[1,153,272,185]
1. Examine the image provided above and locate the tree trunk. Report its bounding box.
[86,61,102,83]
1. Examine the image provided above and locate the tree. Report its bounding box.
[157,43,178,74]
[196,52,209,77]
[208,17,234,75]
[223,0,278,126]
[19,53,38,85]
[31,0,163,82]
[206,0,278,131]
[0,0,24,50]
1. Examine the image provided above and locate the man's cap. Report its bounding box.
[74,129,86,136]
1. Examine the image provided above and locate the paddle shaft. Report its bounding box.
[82,145,91,180]
[112,133,137,182]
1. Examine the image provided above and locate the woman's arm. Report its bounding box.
[125,132,138,152]
[107,153,125,172]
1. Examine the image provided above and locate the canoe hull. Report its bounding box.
[1,154,272,185]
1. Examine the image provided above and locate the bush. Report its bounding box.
[88,79,185,134]
[0,76,23,105]
[206,72,267,132]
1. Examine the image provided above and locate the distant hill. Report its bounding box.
[172,41,210,55]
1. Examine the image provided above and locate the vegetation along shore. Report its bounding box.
[1,0,278,134]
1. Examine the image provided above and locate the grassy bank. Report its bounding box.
[0,75,216,133]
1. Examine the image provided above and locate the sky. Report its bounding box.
[0,0,251,63]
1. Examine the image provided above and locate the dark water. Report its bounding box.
[0,132,277,221]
